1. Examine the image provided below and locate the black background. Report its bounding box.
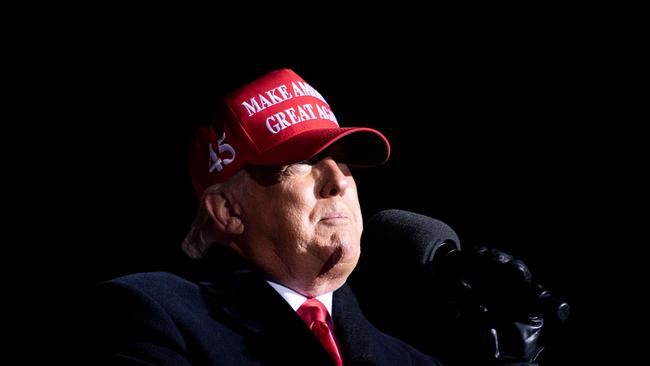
[21,12,643,365]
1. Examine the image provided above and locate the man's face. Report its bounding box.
[237,152,363,296]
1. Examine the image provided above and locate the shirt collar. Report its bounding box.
[266,280,333,315]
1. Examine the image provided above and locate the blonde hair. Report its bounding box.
[181,170,248,259]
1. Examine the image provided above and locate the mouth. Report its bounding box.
[319,213,350,225]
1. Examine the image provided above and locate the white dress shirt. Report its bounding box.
[266,280,333,316]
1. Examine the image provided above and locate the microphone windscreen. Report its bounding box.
[361,209,460,278]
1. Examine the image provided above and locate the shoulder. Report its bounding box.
[93,271,208,317]
[84,273,216,364]
[88,272,211,343]
[105,271,198,296]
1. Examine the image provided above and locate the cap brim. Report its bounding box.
[254,127,390,168]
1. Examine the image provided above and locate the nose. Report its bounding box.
[318,158,351,198]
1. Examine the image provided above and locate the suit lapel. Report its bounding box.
[334,284,416,366]
[332,284,374,363]
[197,247,336,365]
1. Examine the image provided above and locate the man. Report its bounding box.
[90,69,442,365]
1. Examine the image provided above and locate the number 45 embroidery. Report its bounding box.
[209,132,236,173]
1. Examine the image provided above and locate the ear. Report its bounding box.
[203,192,244,235]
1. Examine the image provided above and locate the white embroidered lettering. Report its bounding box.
[208,132,236,172]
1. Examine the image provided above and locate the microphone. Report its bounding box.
[360,209,569,322]
[361,209,461,279]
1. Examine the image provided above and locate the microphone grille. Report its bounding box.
[362,209,460,276]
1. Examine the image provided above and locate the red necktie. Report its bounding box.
[297,298,343,366]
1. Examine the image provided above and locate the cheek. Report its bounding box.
[268,186,316,238]
[347,182,363,223]
[277,182,317,214]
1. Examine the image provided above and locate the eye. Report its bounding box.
[283,161,313,176]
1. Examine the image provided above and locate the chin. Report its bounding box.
[314,232,360,277]
[314,271,348,294]
[322,254,358,283]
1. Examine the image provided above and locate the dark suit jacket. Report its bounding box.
[88,248,442,365]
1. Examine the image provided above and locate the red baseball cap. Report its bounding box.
[190,68,390,197]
